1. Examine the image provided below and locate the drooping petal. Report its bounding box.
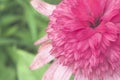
[34,35,48,45]
[30,43,54,70]
[31,0,56,16]
[42,61,72,80]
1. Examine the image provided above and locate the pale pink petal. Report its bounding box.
[34,35,48,45]
[31,0,56,16]
[42,61,72,80]
[103,74,120,80]
[74,70,120,80]
[30,43,54,70]
[74,71,88,80]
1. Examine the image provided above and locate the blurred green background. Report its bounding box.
[0,0,61,80]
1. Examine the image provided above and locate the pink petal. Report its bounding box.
[89,33,102,50]
[74,70,120,80]
[102,0,120,21]
[34,35,48,45]
[111,13,120,23]
[87,0,106,18]
[105,22,119,34]
[103,74,120,80]
[30,43,54,70]
[74,71,88,80]
[31,0,56,16]
[42,61,72,80]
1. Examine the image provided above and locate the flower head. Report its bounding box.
[30,0,120,80]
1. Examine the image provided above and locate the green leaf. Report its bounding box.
[0,38,16,46]
[0,50,16,80]
[25,8,37,41]
[0,15,20,27]
[70,75,74,80]
[44,0,61,4]
[0,66,16,80]
[16,49,49,80]
[0,51,6,64]
[4,26,18,37]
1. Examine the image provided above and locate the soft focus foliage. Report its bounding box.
[0,0,60,80]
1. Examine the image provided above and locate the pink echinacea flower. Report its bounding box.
[30,0,120,80]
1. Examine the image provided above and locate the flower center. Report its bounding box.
[90,18,101,28]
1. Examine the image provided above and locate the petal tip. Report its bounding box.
[30,0,56,16]
[29,65,35,70]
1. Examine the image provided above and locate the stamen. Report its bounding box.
[90,18,101,28]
